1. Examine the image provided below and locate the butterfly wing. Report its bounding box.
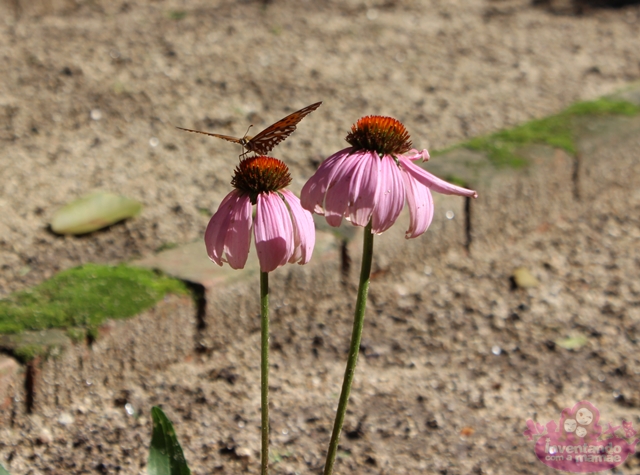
[247,101,322,155]
[177,101,321,155]
[176,127,242,145]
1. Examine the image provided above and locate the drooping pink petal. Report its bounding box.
[403,148,430,162]
[301,147,354,215]
[255,192,294,272]
[204,190,252,269]
[347,151,380,227]
[398,156,477,198]
[223,194,253,269]
[323,151,365,227]
[204,192,236,266]
[371,154,405,234]
[280,189,315,265]
[401,167,434,238]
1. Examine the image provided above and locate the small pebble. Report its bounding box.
[235,447,252,458]
[512,267,539,288]
[38,428,53,445]
[58,412,75,426]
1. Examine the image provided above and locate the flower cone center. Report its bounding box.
[232,156,292,201]
[346,116,412,156]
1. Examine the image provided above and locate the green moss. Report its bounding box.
[167,10,187,20]
[459,98,640,168]
[0,264,188,335]
[13,344,42,362]
[0,329,71,363]
[564,98,640,116]
[66,327,86,343]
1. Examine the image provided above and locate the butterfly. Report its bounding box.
[177,101,322,158]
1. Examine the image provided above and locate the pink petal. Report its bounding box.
[323,151,364,227]
[301,147,354,215]
[371,154,405,234]
[399,156,478,198]
[223,195,253,269]
[347,151,380,227]
[255,192,294,272]
[401,168,434,238]
[204,192,236,266]
[404,148,430,162]
[204,190,252,269]
[281,189,316,265]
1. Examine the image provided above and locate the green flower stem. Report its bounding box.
[260,271,270,475]
[323,221,374,475]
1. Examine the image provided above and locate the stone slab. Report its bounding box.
[5,294,195,416]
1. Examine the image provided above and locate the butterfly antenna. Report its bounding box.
[238,125,254,160]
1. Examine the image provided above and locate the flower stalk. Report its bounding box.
[260,270,270,475]
[323,221,374,475]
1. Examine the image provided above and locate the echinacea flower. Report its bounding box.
[301,116,477,237]
[306,116,478,475]
[205,155,315,273]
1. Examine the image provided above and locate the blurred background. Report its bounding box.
[1,0,639,296]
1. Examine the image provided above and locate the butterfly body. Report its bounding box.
[178,101,322,158]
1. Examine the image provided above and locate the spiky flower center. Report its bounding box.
[231,156,292,203]
[345,116,412,156]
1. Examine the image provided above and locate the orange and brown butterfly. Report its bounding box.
[177,102,322,158]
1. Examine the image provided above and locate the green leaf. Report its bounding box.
[50,192,142,235]
[555,334,589,351]
[0,463,11,475]
[148,407,192,475]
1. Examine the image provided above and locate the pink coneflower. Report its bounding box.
[301,116,477,237]
[303,116,478,475]
[205,155,315,273]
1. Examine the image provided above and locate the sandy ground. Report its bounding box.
[1,0,640,474]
